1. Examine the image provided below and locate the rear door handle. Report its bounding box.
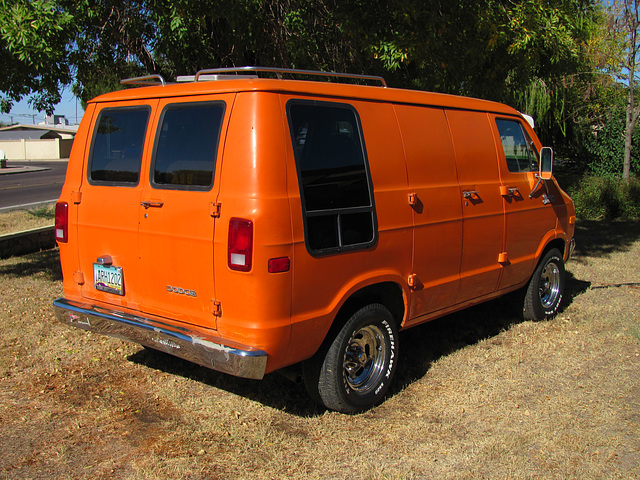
[140,201,164,209]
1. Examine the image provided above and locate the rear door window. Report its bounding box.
[287,101,376,255]
[88,107,150,185]
[151,102,225,190]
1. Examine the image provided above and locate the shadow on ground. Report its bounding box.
[128,268,592,417]
[0,247,62,281]
[14,219,628,416]
[128,348,322,416]
[573,219,640,259]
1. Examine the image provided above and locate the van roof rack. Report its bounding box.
[176,74,259,82]
[120,74,166,87]
[194,67,387,87]
[121,67,387,88]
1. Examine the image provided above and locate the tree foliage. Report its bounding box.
[608,0,640,180]
[586,106,640,177]
[569,0,640,180]
[0,0,603,147]
[0,0,74,113]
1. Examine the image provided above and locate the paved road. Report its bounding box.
[0,161,68,211]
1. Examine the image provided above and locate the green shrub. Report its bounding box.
[621,177,640,218]
[570,175,640,220]
[585,108,640,178]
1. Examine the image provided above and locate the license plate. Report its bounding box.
[93,263,124,296]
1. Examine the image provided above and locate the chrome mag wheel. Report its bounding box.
[343,324,387,394]
[539,260,562,310]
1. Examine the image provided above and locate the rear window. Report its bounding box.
[151,102,225,190]
[288,101,376,255]
[89,107,150,185]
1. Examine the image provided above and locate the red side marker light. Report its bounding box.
[268,257,290,273]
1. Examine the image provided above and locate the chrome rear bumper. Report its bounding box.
[568,237,576,261]
[53,297,267,379]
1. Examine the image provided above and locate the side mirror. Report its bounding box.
[539,147,553,181]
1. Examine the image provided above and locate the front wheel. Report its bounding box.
[523,248,565,320]
[304,304,399,413]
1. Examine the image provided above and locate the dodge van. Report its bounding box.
[54,67,576,413]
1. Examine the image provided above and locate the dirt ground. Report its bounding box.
[1,220,639,479]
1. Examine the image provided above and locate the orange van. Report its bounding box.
[54,67,575,413]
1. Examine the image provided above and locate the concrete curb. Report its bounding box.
[0,165,49,175]
[0,226,56,259]
[0,158,68,175]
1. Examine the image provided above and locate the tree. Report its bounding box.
[611,0,640,180]
[359,0,602,145]
[0,0,605,144]
[0,0,74,114]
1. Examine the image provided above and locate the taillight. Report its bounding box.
[55,201,68,243]
[228,218,253,272]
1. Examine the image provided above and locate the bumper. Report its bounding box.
[53,298,268,380]
[568,237,576,261]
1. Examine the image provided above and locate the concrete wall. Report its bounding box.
[0,226,56,259]
[0,138,74,160]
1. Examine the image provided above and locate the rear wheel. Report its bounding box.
[304,304,399,413]
[523,248,565,320]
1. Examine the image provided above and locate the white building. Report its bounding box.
[0,122,78,160]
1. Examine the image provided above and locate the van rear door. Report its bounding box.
[77,100,158,310]
[137,96,233,327]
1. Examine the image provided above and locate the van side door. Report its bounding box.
[446,109,505,304]
[394,104,462,319]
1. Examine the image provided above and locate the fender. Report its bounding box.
[286,270,408,366]
[535,225,570,265]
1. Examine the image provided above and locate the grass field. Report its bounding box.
[0,220,639,479]
[0,205,55,235]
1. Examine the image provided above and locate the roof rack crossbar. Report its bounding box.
[194,66,387,87]
[120,75,166,87]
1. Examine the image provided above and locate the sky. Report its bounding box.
[0,88,85,126]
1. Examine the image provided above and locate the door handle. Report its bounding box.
[500,186,520,196]
[462,190,479,199]
[140,201,164,209]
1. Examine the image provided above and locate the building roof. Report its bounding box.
[0,131,47,140]
[0,124,78,140]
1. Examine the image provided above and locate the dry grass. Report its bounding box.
[0,205,55,235]
[1,220,639,479]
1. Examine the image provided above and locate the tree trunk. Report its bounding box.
[624,100,634,181]
[622,0,640,181]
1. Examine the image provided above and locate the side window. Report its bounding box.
[152,102,225,190]
[288,101,376,255]
[496,119,538,173]
[89,107,150,185]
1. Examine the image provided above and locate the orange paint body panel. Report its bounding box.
[54,71,575,385]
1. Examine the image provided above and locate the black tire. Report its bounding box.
[523,248,565,320]
[303,304,399,413]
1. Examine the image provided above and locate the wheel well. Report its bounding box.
[335,282,405,331]
[543,238,565,259]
